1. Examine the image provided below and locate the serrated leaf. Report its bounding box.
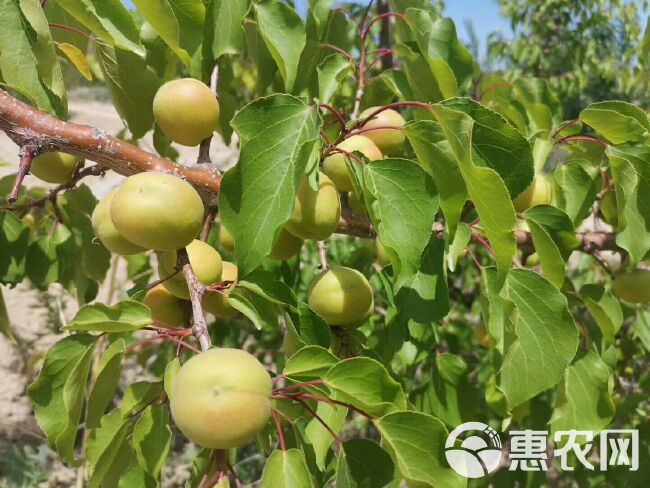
[335,439,395,488]
[219,94,320,275]
[296,303,331,348]
[228,289,279,330]
[87,409,132,487]
[284,345,338,379]
[118,463,157,488]
[238,269,297,310]
[253,0,306,93]
[27,334,97,463]
[259,449,313,488]
[56,42,92,80]
[120,381,164,417]
[324,357,407,417]
[580,101,650,145]
[0,212,29,285]
[86,339,126,428]
[553,161,600,225]
[499,269,579,408]
[204,0,249,62]
[305,402,346,470]
[64,300,151,332]
[317,54,351,104]
[376,411,465,488]
[133,404,172,478]
[578,284,623,346]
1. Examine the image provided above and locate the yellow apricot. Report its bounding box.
[513,175,551,213]
[322,135,382,191]
[267,227,303,261]
[91,188,146,255]
[285,173,341,241]
[218,224,235,253]
[358,107,406,155]
[143,284,187,328]
[30,152,83,184]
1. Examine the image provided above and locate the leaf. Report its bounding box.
[335,439,395,488]
[26,224,76,288]
[238,269,297,310]
[259,449,313,488]
[431,103,517,287]
[405,119,467,238]
[499,269,579,408]
[120,381,164,417]
[0,286,14,342]
[132,0,190,66]
[0,0,66,115]
[317,54,351,104]
[27,334,97,463]
[553,160,600,225]
[523,205,580,288]
[86,409,132,487]
[305,402,346,470]
[164,357,180,402]
[297,303,331,348]
[0,212,29,285]
[446,222,471,271]
[228,289,279,330]
[219,95,320,275]
[283,345,338,379]
[578,284,623,346]
[56,42,92,80]
[86,339,126,428]
[376,411,465,488]
[579,101,650,145]
[118,463,157,488]
[133,404,172,478]
[56,0,143,54]
[64,300,151,332]
[204,0,250,61]
[606,145,650,265]
[96,43,160,139]
[324,357,407,417]
[549,350,615,436]
[253,0,306,93]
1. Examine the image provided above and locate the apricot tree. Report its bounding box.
[0,1,648,487]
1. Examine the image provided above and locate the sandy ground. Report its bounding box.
[0,96,237,485]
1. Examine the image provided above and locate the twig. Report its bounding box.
[292,396,343,445]
[177,249,211,352]
[317,241,329,270]
[271,409,286,450]
[200,209,217,241]
[555,134,609,148]
[273,379,326,394]
[8,145,37,203]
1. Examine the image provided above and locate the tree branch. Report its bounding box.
[177,249,211,352]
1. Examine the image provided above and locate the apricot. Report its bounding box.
[218,224,235,253]
[110,172,204,251]
[153,78,220,147]
[91,188,146,255]
[203,261,238,318]
[267,227,303,261]
[358,107,406,155]
[612,269,650,304]
[143,284,187,328]
[158,239,223,299]
[30,152,82,184]
[170,348,272,449]
[322,135,382,191]
[600,191,618,227]
[513,175,551,213]
[372,238,391,267]
[285,173,341,241]
[307,266,374,327]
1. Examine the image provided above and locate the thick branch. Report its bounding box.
[177,249,211,352]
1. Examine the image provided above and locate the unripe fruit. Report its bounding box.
[170,348,272,449]
[159,239,223,299]
[612,269,650,304]
[322,135,382,191]
[525,252,540,266]
[513,175,551,213]
[153,78,220,147]
[143,284,187,328]
[373,238,391,267]
[307,266,374,327]
[218,225,235,253]
[30,152,82,184]
[358,107,406,155]
[91,188,146,255]
[348,191,367,216]
[600,191,618,227]
[203,261,238,318]
[268,227,303,261]
[110,172,204,251]
[285,173,341,241]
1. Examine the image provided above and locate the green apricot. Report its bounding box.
[268,227,304,261]
[285,172,341,241]
[513,175,551,213]
[612,269,650,304]
[307,266,374,327]
[153,78,220,147]
[358,107,406,155]
[322,135,382,191]
[159,239,223,299]
[600,190,618,227]
[170,348,272,449]
[110,172,204,251]
[91,188,146,255]
[203,261,238,318]
[218,224,235,253]
[143,284,187,328]
[30,152,83,184]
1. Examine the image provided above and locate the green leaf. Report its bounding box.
[86,339,126,429]
[0,286,13,341]
[259,449,313,488]
[204,0,249,61]
[499,269,579,408]
[580,101,650,145]
[56,42,92,80]
[253,0,306,93]
[606,145,650,265]
[238,269,297,310]
[26,224,76,288]
[335,439,395,488]
[324,357,407,417]
[86,409,132,487]
[376,411,465,488]
[118,463,157,488]
[446,222,471,271]
[405,119,467,238]
[97,43,160,139]
[228,289,279,330]
[64,300,151,332]
[553,161,600,225]
[317,54,351,104]
[0,0,66,115]
[0,211,29,285]
[431,103,517,287]
[549,350,615,436]
[133,404,172,478]
[297,303,331,348]
[132,0,190,66]
[305,402,347,470]
[56,0,143,54]
[219,95,320,275]
[164,357,180,402]
[284,345,338,379]
[578,284,623,346]
[523,205,580,288]
[27,334,97,463]
[120,381,164,417]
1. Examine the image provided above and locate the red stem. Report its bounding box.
[273,379,326,394]
[292,397,343,445]
[551,119,580,139]
[477,81,513,101]
[318,103,347,133]
[274,392,374,419]
[555,134,609,148]
[327,147,366,164]
[319,43,354,62]
[354,101,431,129]
[363,12,407,38]
[48,23,96,44]
[8,145,36,203]
[271,409,286,450]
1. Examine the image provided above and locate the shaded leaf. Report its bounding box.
[259,449,313,488]
[64,300,151,332]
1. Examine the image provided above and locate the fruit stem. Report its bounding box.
[48,23,96,45]
[273,379,326,393]
[554,134,609,148]
[317,241,329,270]
[271,409,286,450]
[8,144,36,203]
[177,249,212,351]
[274,392,374,419]
[291,396,343,445]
